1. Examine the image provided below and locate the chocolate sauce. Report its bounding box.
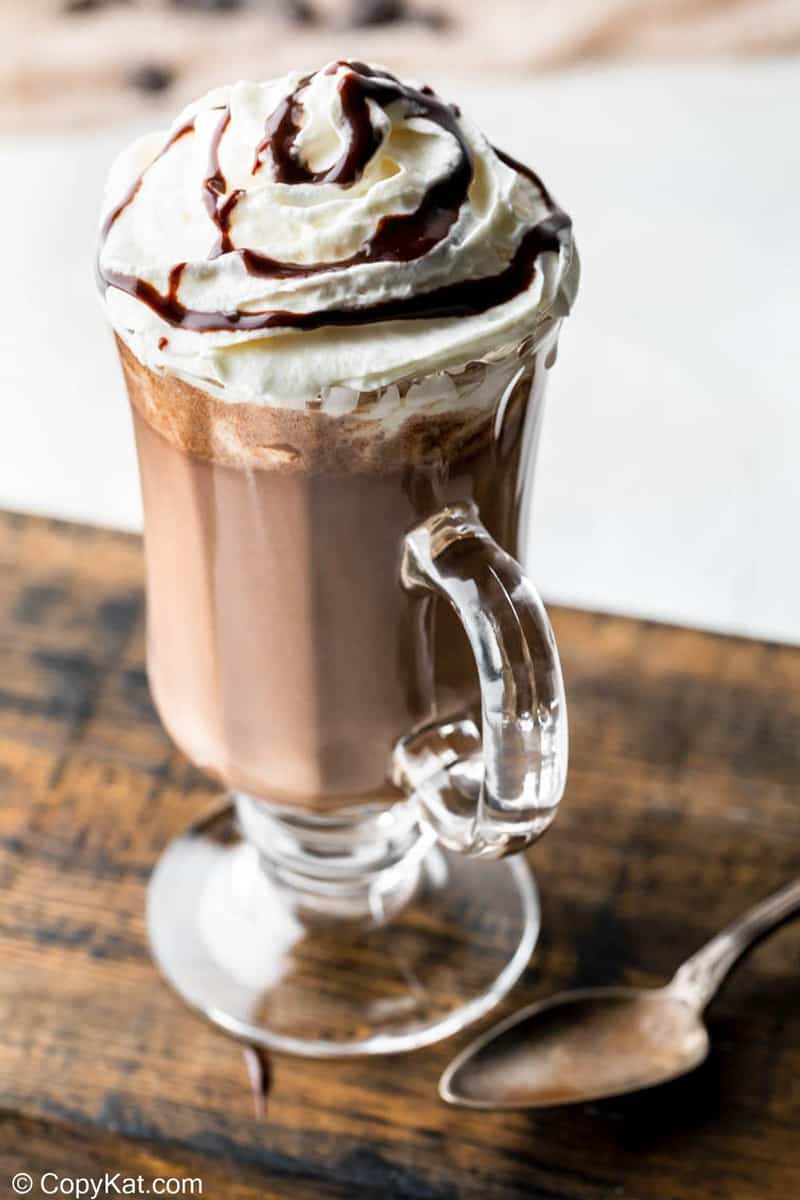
[494,146,557,209]
[203,107,233,255]
[160,103,246,260]
[241,63,473,270]
[215,189,244,255]
[253,71,384,186]
[103,211,570,333]
[242,1044,272,1119]
[100,117,196,242]
[255,62,469,203]
[252,73,305,178]
[99,64,571,336]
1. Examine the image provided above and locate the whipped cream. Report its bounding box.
[98,61,576,408]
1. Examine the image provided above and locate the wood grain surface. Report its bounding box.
[0,510,798,1200]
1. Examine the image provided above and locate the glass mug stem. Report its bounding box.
[395,501,567,859]
[235,791,436,927]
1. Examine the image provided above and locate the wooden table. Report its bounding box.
[0,511,798,1199]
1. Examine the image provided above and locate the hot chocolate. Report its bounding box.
[98,60,575,813]
[98,60,578,1055]
[119,330,552,810]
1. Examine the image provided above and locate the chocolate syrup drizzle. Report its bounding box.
[99,117,196,243]
[242,1044,272,1120]
[99,62,571,334]
[204,107,244,258]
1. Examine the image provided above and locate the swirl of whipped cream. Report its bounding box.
[98,61,576,408]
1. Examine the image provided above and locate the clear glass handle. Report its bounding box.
[394,501,567,860]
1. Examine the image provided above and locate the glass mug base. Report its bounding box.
[147,796,540,1057]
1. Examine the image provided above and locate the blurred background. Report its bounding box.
[2,0,799,641]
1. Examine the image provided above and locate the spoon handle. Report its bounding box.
[669,878,800,1011]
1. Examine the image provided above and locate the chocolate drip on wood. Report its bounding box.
[242,1045,272,1119]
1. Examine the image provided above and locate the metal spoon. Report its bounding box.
[441,878,800,1109]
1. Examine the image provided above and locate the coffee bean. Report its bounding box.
[282,0,317,23]
[416,7,449,30]
[62,0,119,12]
[128,63,175,94]
[170,0,245,13]
[349,0,407,28]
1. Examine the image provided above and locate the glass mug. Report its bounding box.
[121,309,571,1055]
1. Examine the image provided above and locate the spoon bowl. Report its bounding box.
[440,879,800,1110]
[440,986,709,1109]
